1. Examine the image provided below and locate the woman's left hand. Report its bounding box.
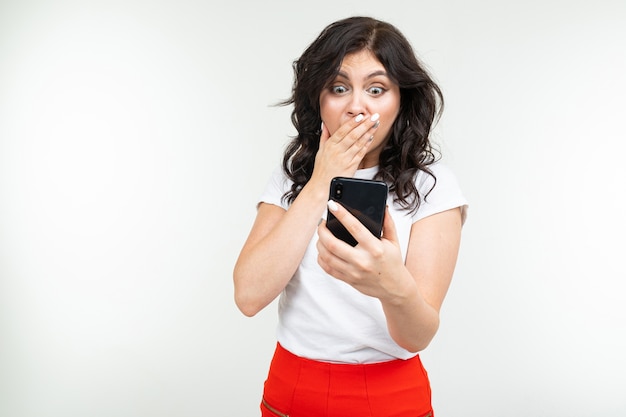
[317,201,411,302]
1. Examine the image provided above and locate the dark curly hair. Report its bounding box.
[281,16,443,213]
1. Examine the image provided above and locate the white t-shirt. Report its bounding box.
[259,163,468,363]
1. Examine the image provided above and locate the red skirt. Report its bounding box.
[261,343,433,417]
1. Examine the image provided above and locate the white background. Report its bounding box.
[1,0,625,416]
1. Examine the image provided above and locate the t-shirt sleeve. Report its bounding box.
[412,163,468,224]
[258,165,292,210]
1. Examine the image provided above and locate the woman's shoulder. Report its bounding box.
[258,164,293,210]
[411,161,468,223]
[414,161,459,188]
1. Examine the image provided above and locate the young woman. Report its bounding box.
[234,16,468,417]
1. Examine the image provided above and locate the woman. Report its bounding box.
[234,16,468,417]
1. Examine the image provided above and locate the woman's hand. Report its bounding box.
[311,114,380,185]
[234,115,378,318]
[317,200,463,352]
[316,200,412,303]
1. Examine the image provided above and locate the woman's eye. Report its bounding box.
[331,85,347,94]
[368,86,384,95]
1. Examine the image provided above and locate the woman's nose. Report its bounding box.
[346,92,367,117]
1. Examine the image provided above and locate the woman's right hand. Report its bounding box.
[311,113,380,184]
[234,113,380,317]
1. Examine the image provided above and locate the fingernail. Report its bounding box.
[373,120,380,129]
[370,113,380,122]
[327,200,339,212]
[369,135,374,141]
[355,114,364,122]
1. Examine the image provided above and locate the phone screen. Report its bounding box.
[326,177,388,246]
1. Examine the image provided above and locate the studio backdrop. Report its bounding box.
[1,1,625,416]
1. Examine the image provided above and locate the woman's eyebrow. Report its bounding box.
[366,70,388,79]
[336,70,389,80]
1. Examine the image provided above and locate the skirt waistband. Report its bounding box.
[261,342,433,417]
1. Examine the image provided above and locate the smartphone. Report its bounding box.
[326,177,388,246]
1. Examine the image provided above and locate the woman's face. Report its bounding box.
[319,49,401,168]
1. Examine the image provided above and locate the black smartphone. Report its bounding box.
[326,177,388,246]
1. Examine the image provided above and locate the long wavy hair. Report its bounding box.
[281,16,443,213]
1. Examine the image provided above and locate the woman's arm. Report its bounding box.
[234,116,381,317]
[382,207,463,351]
[233,184,328,317]
[317,202,463,352]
